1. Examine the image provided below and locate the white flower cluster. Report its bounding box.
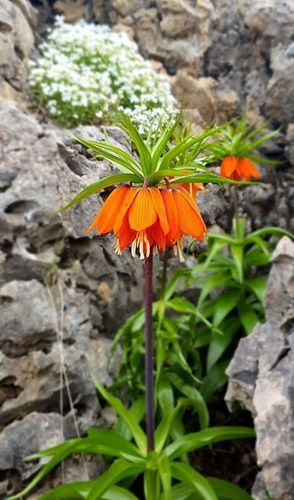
[29,16,177,133]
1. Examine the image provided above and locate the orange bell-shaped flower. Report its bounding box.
[87,185,207,260]
[220,156,261,181]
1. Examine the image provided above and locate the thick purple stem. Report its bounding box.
[144,249,155,452]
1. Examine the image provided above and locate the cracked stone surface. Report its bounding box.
[226,237,294,500]
[1,0,294,496]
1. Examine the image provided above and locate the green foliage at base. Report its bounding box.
[110,220,292,403]
[8,381,254,500]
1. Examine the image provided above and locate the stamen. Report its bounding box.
[177,240,185,262]
[139,238,144,259]
[144,233,151,258]
[131,240,137,258]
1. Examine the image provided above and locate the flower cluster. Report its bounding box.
[29,16,177,133]
[87,185,207,261]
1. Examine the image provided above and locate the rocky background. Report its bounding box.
[0,0,293,498]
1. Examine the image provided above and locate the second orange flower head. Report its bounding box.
[220,156,261,181]
[87,185,207,261]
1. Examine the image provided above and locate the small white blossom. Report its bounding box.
[29,17,177,132]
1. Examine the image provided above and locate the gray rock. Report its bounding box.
[0,280,56,356]
[226,237,294,500]
[243,0,294,52]
[285,124,294,166]
[0,102,144,495]
[0,412,64,476]
[0,0,36,96]
[266,45,294,125]
[197,184,229,225]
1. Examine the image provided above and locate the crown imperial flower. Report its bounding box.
[220,156,261,181]
[87,185,207,261]
[60,114,252,261]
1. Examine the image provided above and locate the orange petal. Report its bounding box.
[87,186,128,235]
[173,189,207,239]
[149,187,169,235]
[238,157,260,180]
[147,219,167,251]
[178,188,207,233]
[113,187,139,233]
[161,189,179,242]
[128,187,157,231]
[220,156,238,178]
[116,216,136,251]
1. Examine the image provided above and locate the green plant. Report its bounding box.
[8,381,255,500]
[8,116,258,500]
[208,118,279,164]
[110,219,292,402]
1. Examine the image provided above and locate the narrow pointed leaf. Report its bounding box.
[86,459,144,500]
[115,113,152,175]
[200,360,229,401]
[40,482,139,500]
[59,173,140,212]
[93,378,146,453]
[212,291,240,326]
[166,426,255,458]
[169,174,255,185]
[230,243,244,283]
[152,115,180,168]
[171,463,218,500]
[74,136,142,175]
[207,478,253,500]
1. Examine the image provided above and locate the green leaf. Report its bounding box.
[208,233,236,245]
[40,483,139,500]
[115,113,152,175]
[230,244,243,282]
[246,129,279,152]
[157,377,175,417]
[86,458,144,500]
[233,218,246,242]
[155,408,177,453]
[167,372,209,429]
[166,426,255,459]
[247,227,293,241]
[40,481,93,499]
[8,440,86,500]
[212,291,240,326]
[200,361,229,401]
[238,303,260,335]
[171,463,218,500]
[144,466,161,500]
[167,297,195,315]
[197,274,231,305]
[245,235,271,257]
[205,239,228,264]
[114,397,145,441]
[246,276,267,303]
[207,478,253,500]
[207,319,239,371]
[93,379,146,454]
[9,430,143,500]
[169,483,200,500]
[101,486,140,500]
[152,115,180,168]
[74,136,142,176]
[169,174,255,186]
[32,430,142,461]
[158,454,172,500]
[58,173,140,212]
